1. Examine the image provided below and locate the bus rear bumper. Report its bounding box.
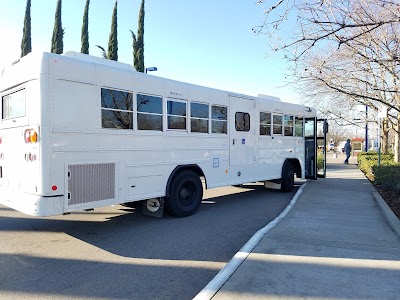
[0,190,64,217]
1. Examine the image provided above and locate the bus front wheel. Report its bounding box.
[280,163,294,192]
[166,170,203,217]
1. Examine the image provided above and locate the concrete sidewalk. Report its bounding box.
[207,155,400,299]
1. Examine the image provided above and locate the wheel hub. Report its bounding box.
[180,187,190,199]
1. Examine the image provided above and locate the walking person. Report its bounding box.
[344,139,352,164]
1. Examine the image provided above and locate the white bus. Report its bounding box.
[0,51,318,217]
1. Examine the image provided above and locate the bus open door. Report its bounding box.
[304,117,328,179]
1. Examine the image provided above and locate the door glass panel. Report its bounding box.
[305,118,316,179]
[317,119,328,178]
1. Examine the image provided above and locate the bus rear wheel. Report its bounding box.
[166,170,203,217]
[281,163,294,192]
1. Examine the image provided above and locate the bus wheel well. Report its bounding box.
[282,159,301,178]
[165,165,206,197]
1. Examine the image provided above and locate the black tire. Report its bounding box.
[165,170,203,217]
[280,162,294,192]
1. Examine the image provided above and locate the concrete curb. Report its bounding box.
[372,191,400,237]
[193,181,309,300]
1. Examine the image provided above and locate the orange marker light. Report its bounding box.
[30,131,38,143]
[24,129,39,143]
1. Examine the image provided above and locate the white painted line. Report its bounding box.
[193,181,310,300]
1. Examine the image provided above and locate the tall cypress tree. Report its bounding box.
[21,0,32,57]
[131,30,137,66]
[107,1,118,61]
[81,0,90,54]
[51,0,64,54]
[134,0,145,72]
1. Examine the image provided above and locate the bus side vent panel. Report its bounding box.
[68,163,115,205]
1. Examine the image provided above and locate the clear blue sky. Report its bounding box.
[0,0,300,103]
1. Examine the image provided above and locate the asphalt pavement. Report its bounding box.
[196,153,400,300]
[0,178,296,300]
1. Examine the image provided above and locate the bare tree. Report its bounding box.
[255,0,400,160]
[255,0,400,60]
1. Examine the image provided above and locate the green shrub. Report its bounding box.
[357,151,396,178]
[372,165,400,192]
[317,153,324,170]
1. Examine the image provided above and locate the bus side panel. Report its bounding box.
[49,77,107,211]
[258,136,281,180]
[122,133,230,202]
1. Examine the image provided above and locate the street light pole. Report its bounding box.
[365,105,368,152]
[378,124,381,166]
[377,106,386,166]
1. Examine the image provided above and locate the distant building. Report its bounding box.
[351,137,364,156]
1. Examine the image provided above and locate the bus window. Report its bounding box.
[191,102,209,133]
[284,115,294,136]
[260,112,271,135]
[137,94,163,131]
[295,117,304,137]
[272,114,283,135]
[211,105,227,134]
[101,88,133,129]
[2,89,26,119]
[235,112,250,132]
[304,117,315,138]
[167,99,187,130]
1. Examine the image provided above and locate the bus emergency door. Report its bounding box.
[229,96,256,166]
